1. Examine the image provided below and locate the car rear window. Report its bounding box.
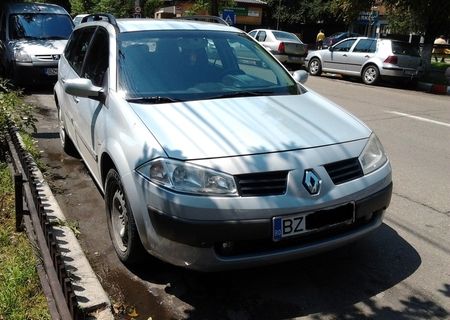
[391,41,420,57]
[272,31,301,43]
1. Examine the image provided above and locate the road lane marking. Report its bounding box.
[386,111,450,128]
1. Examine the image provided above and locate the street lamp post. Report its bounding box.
[276,0,281,30]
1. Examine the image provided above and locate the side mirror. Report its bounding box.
[63,78,104,102]
[328,46,334,52]
[292,70,308,84]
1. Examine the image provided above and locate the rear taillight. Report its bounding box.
[384,55,398,64]
[278,42,285,53]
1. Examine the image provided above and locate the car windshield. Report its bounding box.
[391,41,420,57]
[9,13,73,40]
[118,30,300,102]
[272,31,301,42]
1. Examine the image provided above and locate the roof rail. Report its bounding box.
[175,15,229,26]
[80,13,118,27]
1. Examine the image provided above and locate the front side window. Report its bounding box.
[333,39,356,52]
[9,13,72,40]
[65,27,96,75]
[82,28,109,86]
[118,30,300,102]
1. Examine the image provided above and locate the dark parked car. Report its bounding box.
[323,32,361,48]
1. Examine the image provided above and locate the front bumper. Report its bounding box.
[148,182,392,270]
[12,61,59,85]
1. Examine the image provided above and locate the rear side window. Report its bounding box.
[353,39,376,53]
[65,27,96,75]
[391,41,420,57]
[82,28,109,86]
[9,13,72,40]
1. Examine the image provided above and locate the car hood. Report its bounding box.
[130,92,371,160]
[9,39,67,55]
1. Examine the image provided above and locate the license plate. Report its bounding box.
[273,213,307,241]
[272,203,355,241]
[289,56,302,62]
[45,68,58,76]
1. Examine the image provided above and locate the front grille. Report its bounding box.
[35,54,59,61]
[235,171,288,197]
[324,158,363,185]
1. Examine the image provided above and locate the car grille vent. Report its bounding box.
[36,54,59,61]
[235,171,289,197]
[324,158,363,185]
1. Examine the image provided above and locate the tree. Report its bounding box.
[383,0,450,69]
[330,0,374,24]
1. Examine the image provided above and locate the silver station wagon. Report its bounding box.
[54,15,392,271]
[306,37,422,85]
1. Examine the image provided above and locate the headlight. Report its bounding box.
[359,133,387,175]
[137,158,238,196]
[14,51,32,63]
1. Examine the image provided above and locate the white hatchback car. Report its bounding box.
[55,14,392,271]
[306,37,422,85]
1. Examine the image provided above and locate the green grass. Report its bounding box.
[0,163,50,320]
[431,61,450,71]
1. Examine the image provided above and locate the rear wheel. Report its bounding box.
[308,58,322,76]
[105,168,145,265]
[362,65,379,85]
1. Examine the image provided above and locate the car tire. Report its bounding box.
[57,106,78,157]
[308,58,322,76]
[362,65,379,85]
[105,168,145,265]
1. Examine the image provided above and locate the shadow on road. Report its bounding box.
[124,223,428,320]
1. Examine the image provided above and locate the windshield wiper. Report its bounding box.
[207,90,276,100]
[126,96,183,104]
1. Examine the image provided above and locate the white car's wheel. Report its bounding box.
[105,168,145,264]
[57,106,77,156]
[362,65,380,85]
[308,58,322,76]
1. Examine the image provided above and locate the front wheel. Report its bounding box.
[105,168,145,265]
[308,58,322,76]
[362,65,380,85]
[57,106,78,157]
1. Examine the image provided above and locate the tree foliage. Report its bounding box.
[383,0,450,43]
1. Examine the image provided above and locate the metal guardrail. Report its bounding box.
[6,125,83,320]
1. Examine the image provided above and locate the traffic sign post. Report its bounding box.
[222,10,235,25]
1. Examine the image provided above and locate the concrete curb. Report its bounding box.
[417,81,450,95]
[16,132,114,319]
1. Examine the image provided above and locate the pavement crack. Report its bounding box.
[392,192,449,217]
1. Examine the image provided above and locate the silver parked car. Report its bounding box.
[248,29,308,67]
[55,15,392,271]
[0,2,73,85]
[306,37,422,85]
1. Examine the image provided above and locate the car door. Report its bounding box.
[323,38,356,73]
[346,38,377,74]
[59,26,97,153]
[74,27,109,180]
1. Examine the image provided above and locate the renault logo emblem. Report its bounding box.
[303,169,321,195]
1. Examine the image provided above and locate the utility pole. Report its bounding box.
[210,0,219,16]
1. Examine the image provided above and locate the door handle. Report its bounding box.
[72,96,80,103]
[364,55,370,58]
[343,54,347,57]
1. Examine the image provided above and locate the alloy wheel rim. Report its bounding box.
[365,67,376,83]
[111,189,129,252]
[310,60,319,74]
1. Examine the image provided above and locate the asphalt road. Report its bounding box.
[26,76,449,320]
